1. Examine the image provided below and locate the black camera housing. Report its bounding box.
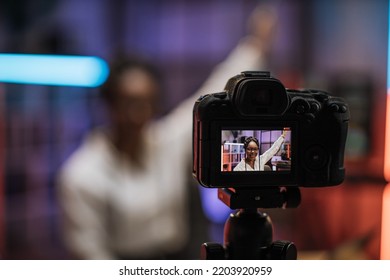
[193,71,349,188]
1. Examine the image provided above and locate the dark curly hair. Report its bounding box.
[243,136,259,150]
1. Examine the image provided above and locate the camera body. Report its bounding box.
[193,71,349,188]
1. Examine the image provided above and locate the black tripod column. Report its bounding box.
[224,208,273,259]
[201,208,297,260]
[225,208,297,259]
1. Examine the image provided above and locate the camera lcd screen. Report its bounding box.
[221,128,291,172]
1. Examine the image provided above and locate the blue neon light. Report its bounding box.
[0,54,109,87]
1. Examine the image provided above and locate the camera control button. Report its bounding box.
[340,105,348,113]
[310,102,321,113]
[329,103,340,112]
[291,97,310,114]
[305,146,328,170]
[296,104,306,114]
[214,92,227,99]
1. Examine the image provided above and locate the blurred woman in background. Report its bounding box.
[57,5,277,259]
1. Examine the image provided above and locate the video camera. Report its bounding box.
[193,71,349,190]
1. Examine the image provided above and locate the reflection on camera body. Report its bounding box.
[193,71,350,188]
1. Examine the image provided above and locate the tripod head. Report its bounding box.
[218,187,301,210]
[201,187,301,260]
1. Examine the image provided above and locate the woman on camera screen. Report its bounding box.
[233,130,286,171]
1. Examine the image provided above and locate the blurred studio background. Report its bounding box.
[0,0,389,259]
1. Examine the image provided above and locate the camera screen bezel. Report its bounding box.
[208,120,299,188]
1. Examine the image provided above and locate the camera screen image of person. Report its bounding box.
[221,129,291,172]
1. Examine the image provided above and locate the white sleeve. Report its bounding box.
[192,37,267,100]
[155,37,267,154]
[261,135,284,164]
[233,159,246,171]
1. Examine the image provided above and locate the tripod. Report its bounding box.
[200,187,301,260]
